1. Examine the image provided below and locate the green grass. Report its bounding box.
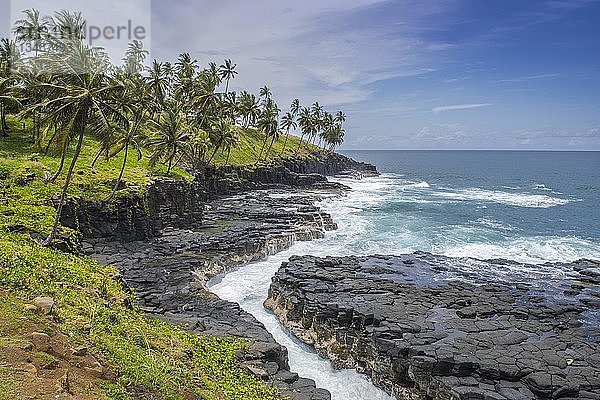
[0,364,19,400]
[211,126,320,166]
[0,116,322,234]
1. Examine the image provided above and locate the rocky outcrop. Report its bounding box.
[84,188,341,399]
[266,254,600,399]
[198,152,378,195]
[60,178,204,242]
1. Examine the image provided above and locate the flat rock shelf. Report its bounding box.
[265,253,600,400]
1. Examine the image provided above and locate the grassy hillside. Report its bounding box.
[0,116,324,399]
[0,117,319,235]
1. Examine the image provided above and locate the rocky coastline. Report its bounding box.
[60,152,377,400]
[265,254,600,400]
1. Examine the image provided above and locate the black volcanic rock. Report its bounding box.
[83,188,340,399]
[265,254,600,399]
[57,153,377,399]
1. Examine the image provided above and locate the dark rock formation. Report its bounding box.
[266,253,600,399]
[84,189,339,399]
[60,178,205,241]
[58,152,377,399]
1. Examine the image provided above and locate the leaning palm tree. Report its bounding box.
[279,111,296,156]
[218,59,238,94]
[22,19,122,245]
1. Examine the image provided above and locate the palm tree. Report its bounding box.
[296,106,313,154]
[221,126,240,165]
[318,112,334,150]
[207,118,232,163]
[290,98,300,118]
[146,60,171,116]
[190,69,222,128]
[123,40,148,75]
[279,111,296,156]
[259,85,271,102]
[147,100,191,174]
[0,39,20,138]
[13,9,48,56]
[309,102,324,145]
[218,59,238,94]
[104,46,151,202]
[328,124,345,152]
[257,99,279,162]
[22,14,123,245]
[174,53,197,104]
[335,111,346,125]
[239,91,260,128]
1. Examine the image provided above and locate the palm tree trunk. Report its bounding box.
[280,131,290,156]
[44,128,85,246]
[257,135,269,163]
[208,140,223,164]
[90,147,103,170]
[225,148,232,166]
[105,142,129,203]
[50,137,70,183]
[167,157,173,175]
[0,103,7,138]
[42,124,60,155]
[266,135,277,159]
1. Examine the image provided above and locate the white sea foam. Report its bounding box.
[441,236,600,264]
[473,217,514,231]
[431,187,570,208]
[410,181,431,188]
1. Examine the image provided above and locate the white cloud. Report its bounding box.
[432,103,491,113]
[416,123,470,141]
[496,73,558,84]
[150,0,455,107]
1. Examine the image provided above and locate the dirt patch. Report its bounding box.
[0,293,111,400]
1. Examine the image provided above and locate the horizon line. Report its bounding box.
[339,148,600,152]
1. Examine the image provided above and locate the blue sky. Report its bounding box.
[3,0,600,150]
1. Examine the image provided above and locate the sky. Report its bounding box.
[3,0,600,150]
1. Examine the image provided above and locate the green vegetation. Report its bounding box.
[0,232,280,399]
[1,8,345,245]
[0,7,349,399]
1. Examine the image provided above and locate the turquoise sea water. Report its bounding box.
[339,150,600,263]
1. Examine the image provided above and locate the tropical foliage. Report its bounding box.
[1,8,348,245]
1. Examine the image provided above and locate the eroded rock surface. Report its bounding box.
[266,253,600,399]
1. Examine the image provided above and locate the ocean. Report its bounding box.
[339,150,600,263]
[209,150,600,400]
